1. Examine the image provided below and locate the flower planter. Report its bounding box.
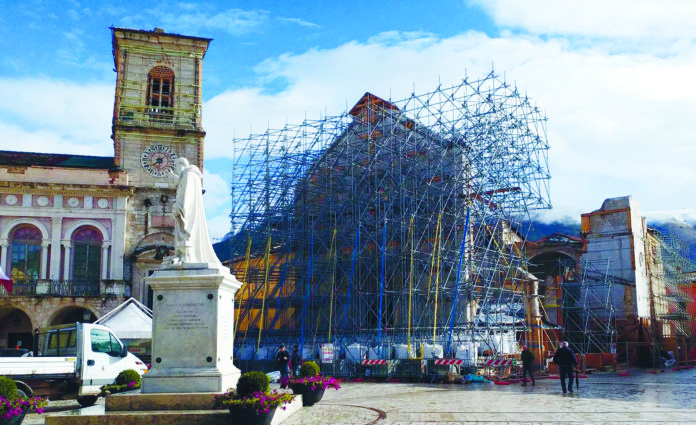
[0,411,26,425]
[290,383,325,406]
[227,405,276,425]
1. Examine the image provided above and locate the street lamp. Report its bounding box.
[83,309,91,322]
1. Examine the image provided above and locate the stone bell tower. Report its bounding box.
[110,27,212,304]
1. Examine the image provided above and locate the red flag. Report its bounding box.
[0,265,13,293]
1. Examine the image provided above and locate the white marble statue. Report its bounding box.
[167,157,222,267]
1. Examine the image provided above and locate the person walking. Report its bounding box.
[553,341,577,394]
[520,344,535,386]
[291,344,302,377]
[276,344,291,388]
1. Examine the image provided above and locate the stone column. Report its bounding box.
[111,197,128,280]
[0,239,7,272]
[49,217,62,280]
[62,242,71,281]
[142,264,243,393]
[40,243,49,279]
[101,243,111,280]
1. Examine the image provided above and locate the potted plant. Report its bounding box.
[214,371,293,425]
[0,377,47,425]
[99,369,142,396]
[281,361,340,406]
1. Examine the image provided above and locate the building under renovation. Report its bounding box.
[527,196,695,368]
[223,73,552,366]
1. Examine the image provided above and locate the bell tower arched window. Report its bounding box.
[147,66,175,119]
[72,227,102,284]
[9,226,41,286]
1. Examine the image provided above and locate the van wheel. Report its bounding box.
[77,396,99,407]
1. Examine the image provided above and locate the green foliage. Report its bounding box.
[213,389,293,415]
[99,382,140,395]
[236,371,269,398]
[299,361,320,377]
[114,369,141,386]
[0,376,18,400]
[222,391,293,414]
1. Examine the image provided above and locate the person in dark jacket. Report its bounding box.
[276,344,291,388]
[553,341,577,394]
[291,345,302,376]
[520,344,535,386]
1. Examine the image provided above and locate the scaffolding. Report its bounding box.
[227,71,551,364]
[557,259,619,355]
[646,228,695,343]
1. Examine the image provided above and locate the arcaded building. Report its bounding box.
[0,27,211,351]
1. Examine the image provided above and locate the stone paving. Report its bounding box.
[24,369,696,424]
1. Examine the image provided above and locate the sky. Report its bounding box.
[1,0,696,240]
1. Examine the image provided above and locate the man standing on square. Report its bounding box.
[276,344,291,388]
[553,342,577,394]
[291,345,302,377]
[520,344,535,386]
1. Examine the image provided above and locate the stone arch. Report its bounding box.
[47,305,98,327]
[0,306,35,350]
[64,220,110,243]
[1,218,49,241]
[529,251,576,284]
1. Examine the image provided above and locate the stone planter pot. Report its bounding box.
[227,405,276,425]
[290,383,325,406]
[0,411,26,425]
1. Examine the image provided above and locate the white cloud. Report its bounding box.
[0,78,112,153]
[3,10,696,236]
[468,0,696,40]
[644,209,696,226]
[202,29,696,225]
[202,169,230,212]
[277,17,320,29]
[206,210,232,241]
[139,6,269,36]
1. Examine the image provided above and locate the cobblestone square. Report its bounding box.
[25,369,696,424]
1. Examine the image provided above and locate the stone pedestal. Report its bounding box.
[142,264,242,393]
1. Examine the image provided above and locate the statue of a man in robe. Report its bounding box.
[167,157,222,267]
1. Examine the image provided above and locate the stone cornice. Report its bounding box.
[0,183,134,197]
[147,267,242,292]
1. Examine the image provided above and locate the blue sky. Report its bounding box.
[1,0,696,240]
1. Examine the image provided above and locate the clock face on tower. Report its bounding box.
[141,144,178,177]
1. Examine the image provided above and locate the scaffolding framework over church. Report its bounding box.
[227,72,552,362]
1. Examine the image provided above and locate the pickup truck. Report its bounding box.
[0,322,148,407]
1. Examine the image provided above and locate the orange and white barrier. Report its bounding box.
[434,359,464,366]
[480,359,514,367]
[361,359,389,365]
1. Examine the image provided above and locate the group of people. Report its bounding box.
[274,341,578,394]
[275,344,302,388]
[520,341,578,394]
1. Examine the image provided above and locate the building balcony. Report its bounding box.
[0,279,130,298]
[116,104,201,131]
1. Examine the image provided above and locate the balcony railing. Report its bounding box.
[0,280,128,297]
[50,281,100,297]
[0,280,37,296]
[116,104,199,130]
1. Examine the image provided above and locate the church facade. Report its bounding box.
[0,27,211,351]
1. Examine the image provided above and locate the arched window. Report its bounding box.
[10,226,41,286]
[147,66,174,118]
[72,227,102,284]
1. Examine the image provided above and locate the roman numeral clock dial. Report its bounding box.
[141,144,177,177]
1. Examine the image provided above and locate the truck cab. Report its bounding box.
[0,323,148,406]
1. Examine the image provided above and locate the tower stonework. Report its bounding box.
[110,27,212,303]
